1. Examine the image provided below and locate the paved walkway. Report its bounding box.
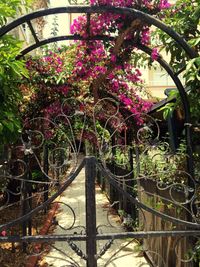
[41,159,150,267]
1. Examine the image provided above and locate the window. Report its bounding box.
[149,67,185,87]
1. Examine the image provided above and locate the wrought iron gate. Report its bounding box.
[0,4,200,267]
[0,98,200,267]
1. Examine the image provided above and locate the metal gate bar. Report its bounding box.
[85,156,97,267]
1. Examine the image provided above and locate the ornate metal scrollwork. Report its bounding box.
[0,97,199,266]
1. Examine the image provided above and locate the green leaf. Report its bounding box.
[0,123,3,133]
[186,58,196,71]
[189,37,200,46]
[3,121,14,132]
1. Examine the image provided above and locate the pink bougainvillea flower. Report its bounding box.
[141,29,150,45]
[151,48,159,61]
[159,0,171,9]
[1,230,7,237]
[111,54,117,63]
[108,73,115,80]
[56,67,62,73]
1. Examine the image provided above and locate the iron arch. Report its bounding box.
[0,6,197,177]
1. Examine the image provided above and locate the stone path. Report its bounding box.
[42,159,150,267]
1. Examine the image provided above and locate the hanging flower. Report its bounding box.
[159,0,171,9]
[151,48,159,61]
[141,29,150,45]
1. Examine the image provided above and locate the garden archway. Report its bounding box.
[0,5,199,267]
[0,5,197,175]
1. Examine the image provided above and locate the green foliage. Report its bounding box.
[0,1,30,144]
[158,89,179,119]
[95,121,110,142]
[159,102,176,120]
[156,0,199,61]
[193,240,200,263]
[0,0,32,26]
[118,209,136,230]
[0,36,29,144]
[185,56,200,84]
[155,0,200,122]
[26,45,77,86]
[114,147,130,167]
[131,50,150,69]
[139,141,187,183]
[0,0,21,26]
[31,169,43,180]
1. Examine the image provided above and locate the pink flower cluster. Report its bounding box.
[119,93,152,122]
[43,100,61,119]
[90,0,171,10]
[83,131,98,144]
[26,52,64,82]
[70,16,87,37]
[54,85,69,96]
[73,40,107,80]
[141,28,150,45]
[90,0,166,8]
[1,230,6,237]
[42,53,63,74]
[70,0,171,47]
[25,0,169,128]
[159,0,171,9]
[71,13,124,38]
[69,2,158,123]
[151,48,159,61]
